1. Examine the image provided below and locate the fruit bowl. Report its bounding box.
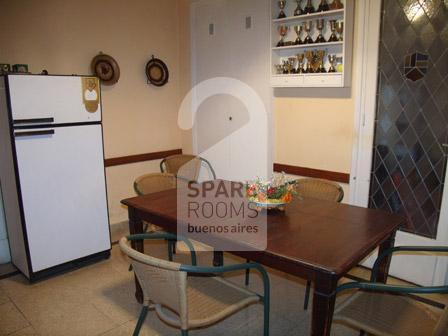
[245,173,296,211]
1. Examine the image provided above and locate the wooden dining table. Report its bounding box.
[122,184,405,336]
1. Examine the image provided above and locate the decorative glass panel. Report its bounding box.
[369,0,448,238]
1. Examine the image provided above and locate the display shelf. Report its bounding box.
[272,41,342,51]
[270,0,354,88]
[272,9,344,23]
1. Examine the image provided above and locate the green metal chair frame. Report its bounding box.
[125,233,270,336]
[334,246,448,335]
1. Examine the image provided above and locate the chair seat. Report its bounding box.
[156,276,260,329]
[334,291,441,336]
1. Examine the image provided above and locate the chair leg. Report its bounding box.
[133,306,149,336]
[359,331,366,336]
[303,280,311,310]
[263,290,270,336]
[245,259,250,286]
[168,240,174,261]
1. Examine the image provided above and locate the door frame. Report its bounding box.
[349,0,448,285]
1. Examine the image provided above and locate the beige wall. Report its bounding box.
[0,0,187,224]
[275,93,354,173]
[274,6,360,175]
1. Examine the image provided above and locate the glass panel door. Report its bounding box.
[369,0,448,238]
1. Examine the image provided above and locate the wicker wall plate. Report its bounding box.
[146,55,169,87]
[91,53,120,85]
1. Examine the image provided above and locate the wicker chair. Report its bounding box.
[295,178,344,203]
[295,178,344,310]
[134,172,177,196]
[133,173,177,260]
[120,233,270,336]
[160,154,216,182]
[333,246,448,336]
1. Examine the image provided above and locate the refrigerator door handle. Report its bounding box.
[13,117,55,125]
[14,130,55,138]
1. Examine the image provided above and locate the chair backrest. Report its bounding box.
[433,306,448,336]
[160,154,216,181]
[295,178,344,203]
[134,173,177,196]
[119,237,189,329]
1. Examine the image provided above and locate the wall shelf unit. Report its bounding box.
[270,0,354,88]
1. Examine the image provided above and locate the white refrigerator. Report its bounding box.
[0,74,111,281]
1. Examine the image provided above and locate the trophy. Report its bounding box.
[329,20,338,42]
[277,25,289,47]
[304,0,315,14]
[303,21,313,44]
[330,0,344,9]
[278,0,287,19]
[296,53,305,73]
[315,19,326,43]
[317,0,330,12]
[275,64,284,74]
[336,21,344,41]
[317,50,327,72]
[288,57,297,73]
[282,60,289,73]
[294,25,303,45]
[328,54,337,72]
[304,51,314,73]
[294,0,304,15]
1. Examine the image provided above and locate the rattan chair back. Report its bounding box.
[120,237,188,328]
[160,154,216,182]
[295,178,344,202]
[134,173,177,196]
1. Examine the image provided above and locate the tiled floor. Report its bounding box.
[0,239,445,336]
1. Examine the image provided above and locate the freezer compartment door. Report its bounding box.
[8,75,101,125]
[14,124,110,272]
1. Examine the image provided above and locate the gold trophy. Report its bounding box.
[317,0,330,12]
[287,57,297,73]
[294,25,303,45]
[294,0,304,15]
[277,25,289,47]
[303,21,313,44]
[330,0,344,9]
[304,0,315,13]
[317,50,327,72]
[296,53,305,73]
[278,0,287,19]
[315,19,326,43]
[336,21,344,41]
[329,20,338,42]
[328,54,337,72]
[304,51,314,73]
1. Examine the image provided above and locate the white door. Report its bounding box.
[351,0,448,286]
[14,124,110,272]
[191,0,272,182]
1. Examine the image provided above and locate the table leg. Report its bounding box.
[375,231,396,283]
[128,208,144,304]
[311,275,338,336]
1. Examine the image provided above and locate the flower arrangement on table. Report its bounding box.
[245,173,297,211]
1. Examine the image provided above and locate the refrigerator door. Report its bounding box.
[14,124,110,272]
[8,75,101,125]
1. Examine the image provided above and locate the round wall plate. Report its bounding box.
[146,56,169,87]
[91,53,120,85]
